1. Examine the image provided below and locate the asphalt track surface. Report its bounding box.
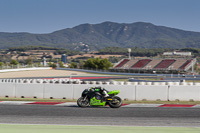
[0,105,200,127]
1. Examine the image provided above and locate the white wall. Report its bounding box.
[136,85,168,101]
[15,83,44,98]
[0,83,15,98]
[44,84,73,99]
[169,85,200,101]
[0,81,200,101]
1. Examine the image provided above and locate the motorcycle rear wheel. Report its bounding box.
[108,96,122,108]
[77,97,90,107]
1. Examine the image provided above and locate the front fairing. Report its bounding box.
[108,90,120,95]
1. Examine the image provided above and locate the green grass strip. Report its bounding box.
[0,124,200,133]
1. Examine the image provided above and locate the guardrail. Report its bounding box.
[0,67,51,73]
[56,68,199,78]
[0,79,200,101]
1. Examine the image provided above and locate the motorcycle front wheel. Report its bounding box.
[108,96,122,108]
[77,97,90,107]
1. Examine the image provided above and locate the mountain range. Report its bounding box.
[1,21,200,51]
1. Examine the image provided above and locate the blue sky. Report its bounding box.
[0,0,199,33]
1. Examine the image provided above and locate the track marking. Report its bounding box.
[122,104,163,107]
[191,104,200,108]
[55,102,77,106]
[159,104,195,107]
[26,102,64,105]
[0,101,200,108]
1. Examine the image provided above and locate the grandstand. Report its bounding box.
[131,59,152,69]
[114,59,129,68]
[143,59,162,69]
[154,59,176,69]
[112,58,196,74]
[179,59,193,71]
[123,60,138,69]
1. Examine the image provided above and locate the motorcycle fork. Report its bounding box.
[83,96,88,101]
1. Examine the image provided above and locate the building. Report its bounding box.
[163,51,192,56]
[61,54,67,64]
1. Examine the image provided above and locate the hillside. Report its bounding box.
[1,21,200,51]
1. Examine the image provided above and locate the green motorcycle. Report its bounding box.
[77,88,122,108]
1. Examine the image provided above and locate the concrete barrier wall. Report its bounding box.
[0,83,15,98]
[1,80,200,101]
[169,86,200,101]
[15,83,44,98]
[136,85,168,101]
[44,84,73,99]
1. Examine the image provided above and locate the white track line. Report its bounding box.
[56,102,77,106]
[122,104,163,107]
[191,105,200,108]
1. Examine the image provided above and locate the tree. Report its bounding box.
[99,58,113,70]
[58,61,64,68]
[70,62,77,68]
[10,59,19,65]
[83,58,98,69]
[78,60,84,68]
[48,62,57,69]
[0,62,4,66]
[0,62,4,68]
[83,58,112,70]
[25,57,33,65]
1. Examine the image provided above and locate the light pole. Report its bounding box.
[128,48,131,59]
[192,59,194,74]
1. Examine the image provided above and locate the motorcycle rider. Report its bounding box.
[90,86,109,97]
